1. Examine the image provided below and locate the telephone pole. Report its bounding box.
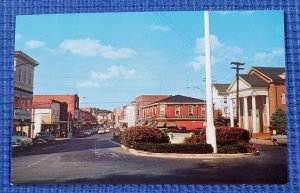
[231,62,245,127]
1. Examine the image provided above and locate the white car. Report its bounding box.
[271,133,287,146]
[105,128,110,133]
[98,128,106,134]
[12,131,33,150]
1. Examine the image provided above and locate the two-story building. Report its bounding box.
[141,95,206,130]
[32,99,61,137]
[13,51,39,138]
[227,66,286,133]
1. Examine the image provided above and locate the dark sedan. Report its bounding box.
[33,132,55,145]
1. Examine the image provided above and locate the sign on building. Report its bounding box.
[14,109,31,121]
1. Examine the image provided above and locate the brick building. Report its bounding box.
[78,108,97,129]
[13,51,39,138]
[135,95,171,123]
[227,66,286,133]
[32,94,79,137]
[141,95,206,131]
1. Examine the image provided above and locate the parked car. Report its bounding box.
[12,131,33,150]
[98,128,106,134]
[271,132,287,146]
[76,130,87,138]
[33,132,55,145]
[105,128,110,133]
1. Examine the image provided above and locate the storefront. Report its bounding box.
[13,109,32,137]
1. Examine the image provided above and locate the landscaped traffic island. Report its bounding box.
[118,126,259,154]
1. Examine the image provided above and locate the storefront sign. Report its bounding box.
[14,109,31,121]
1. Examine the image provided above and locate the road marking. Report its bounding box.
[26,140,87,168]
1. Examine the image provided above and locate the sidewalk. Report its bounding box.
[250,138,273,145]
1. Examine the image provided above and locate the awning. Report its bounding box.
[156,122,166,128]
[166,122,177,128]
[148,122,157,126]
[137,121,146,126]
[176,121,204,130]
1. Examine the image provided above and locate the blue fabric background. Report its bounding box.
[1,0,299,192]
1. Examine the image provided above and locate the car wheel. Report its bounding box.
[272,139,278,146]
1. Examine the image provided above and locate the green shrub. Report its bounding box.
[269,108,287,135]
[120,126,169,147]
[183,127,251,145]
[132,142,213,154]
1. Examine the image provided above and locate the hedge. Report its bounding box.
[184,127,251,145]
[121,126,169,147]
[217,143,259,154]
[132,142,213,154]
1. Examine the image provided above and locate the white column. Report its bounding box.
[204,11,217,153]
[229,97,234,127]
[243,97,249,130]
[266,95,270,127]
[252,95,257,133]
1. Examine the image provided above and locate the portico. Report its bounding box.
[227,75,270,133]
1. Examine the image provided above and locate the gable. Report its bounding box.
[227,77,252,93]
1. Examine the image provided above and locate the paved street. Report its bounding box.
[11,133,287,184]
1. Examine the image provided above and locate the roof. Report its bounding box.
[15,50,39,66]
[213,84,230,93]
[251,66,285,82]
[151,95,205,104]
[239,74,269,87]
[32,99,61,108]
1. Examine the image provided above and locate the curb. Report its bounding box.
[119,144,260,159]
[108,139,122,146]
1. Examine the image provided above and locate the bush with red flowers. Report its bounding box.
[120,126,169,148]
[184,127,251,145]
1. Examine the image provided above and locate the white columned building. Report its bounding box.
[227,75,269,133]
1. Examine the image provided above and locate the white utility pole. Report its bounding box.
[204,11,217,153]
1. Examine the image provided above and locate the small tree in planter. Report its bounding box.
[269,108,287,135]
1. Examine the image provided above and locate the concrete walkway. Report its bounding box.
[250,138,273,145]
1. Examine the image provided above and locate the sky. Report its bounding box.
[15,11,285,110]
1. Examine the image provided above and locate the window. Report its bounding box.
[282,93,286,105]
[29,73,32,85]
[18,69,21,81]
[224,96,227,103]
[224,107,228,113]
[23,70,26,83]
[175,105,180,116]
[160,105,165,114]
[188,105,193,116]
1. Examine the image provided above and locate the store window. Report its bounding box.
[188,105,193,116]
[175,105,180,116]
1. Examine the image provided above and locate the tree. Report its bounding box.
[269,108,287,134]
[214,111,227,127]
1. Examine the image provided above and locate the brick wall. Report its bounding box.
[135,95,171,121]
[268,84,286,116]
